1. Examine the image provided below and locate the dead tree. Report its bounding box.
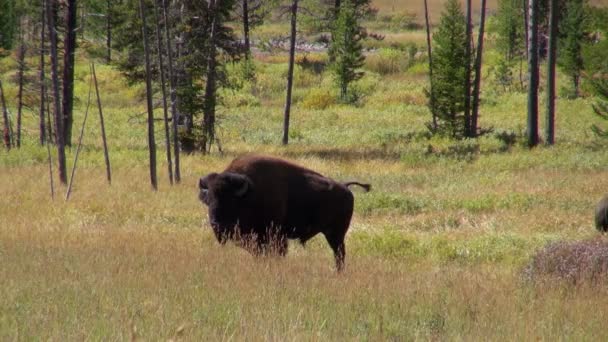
[527,0,539,147]
[16,21,26,148]
[48,0,68,184]
[1,80,10,150]
[161,0,180,183]
[92,62,111,184]
[464,0,472,136]
[106,0,112,63]
[66,67,94,201]
[62,0,77,146]
[545,0,558,145]
[471,0,487,136]
[39,0,47,145]
[202,0,219,153]
[423,0,437,131]
[282,0,298,145]
[153,0,173,184]
[139,0,158,190]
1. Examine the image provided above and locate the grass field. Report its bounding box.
[2,2,608,339]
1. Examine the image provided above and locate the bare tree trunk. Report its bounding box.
[139,0,157,190]
[92,62,111,184]
[40,0,47,145]
[545,0,558,145]
[202,0,218,154]
[48,0,68,184]
[423,0,437,131]
[46,129,54,199]
[106,0,112,63]
[523,0,529,60]
[153,0,173,184]
[527,0,539,147]
[242,0,250,57]
[464,0,472,137]
[282,0,298,146]
[471,0,487,137]
[16,21,26,148]
[66,67,93,201]
[1,80,10,150]
[62,0,77,147]
[162,0,180,183]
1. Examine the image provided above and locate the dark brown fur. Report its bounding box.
[198,154,370,271]
[596,195,608,233]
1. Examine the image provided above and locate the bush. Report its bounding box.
[301,88,336,110]
[523,239,608,285]
[365,48,409,75]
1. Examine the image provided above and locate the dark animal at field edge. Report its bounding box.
[197,154,371,271]
[596,195,608,233]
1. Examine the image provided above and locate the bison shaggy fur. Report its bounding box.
[597,195,608,233]
[198,155,370,271]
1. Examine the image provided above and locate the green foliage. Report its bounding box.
[329,0,365,103]
[494,0,525,62]
[0,0,16,52]
[590,78,608,138]
[558,0,588,98]
[428,0,469,138]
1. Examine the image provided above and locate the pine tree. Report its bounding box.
[329,0,364,103]
[559,0,587,98]
[590,79,608,138]
[495,0,525,62]
[429,0,468,138]
[0,0,17,52]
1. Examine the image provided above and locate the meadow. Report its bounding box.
[2,0,608,339]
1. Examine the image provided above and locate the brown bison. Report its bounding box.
[597,195,608,233]
[198,155,370,271]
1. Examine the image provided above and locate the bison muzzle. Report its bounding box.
[198,155,370,271]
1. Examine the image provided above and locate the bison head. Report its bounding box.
[198,172,253,244]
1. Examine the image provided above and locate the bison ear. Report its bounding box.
[225,173,253,197]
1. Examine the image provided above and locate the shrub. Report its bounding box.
[301,88,336,110]
[523,239,608,285]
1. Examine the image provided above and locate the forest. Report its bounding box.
[1,0,608,339]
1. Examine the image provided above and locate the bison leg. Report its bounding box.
[324,233,346,272]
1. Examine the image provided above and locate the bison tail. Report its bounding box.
[344,181,371,192]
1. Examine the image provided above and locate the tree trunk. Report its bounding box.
[202,0,218,154]
[242,0,250,57]
[527,0,539,147]
[16,21,26,148]
[106,0,112,63]
[464,0,472,137]
[40,0,47,145]
[162,0,180,183]
[282,0,298,146]
[423,0,437,131]
[139,0,157,191]
[66,68,93,201]
[92,62,111,184]
[153,0,173,184]
[1,80,10,150]
[471,0,487,137]
[48,0,67,184]
[62,0,77,147]
[545,0,558,145]
[523,0,529,59]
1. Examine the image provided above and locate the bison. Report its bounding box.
[198,154,370,271]
[596,195,608,233]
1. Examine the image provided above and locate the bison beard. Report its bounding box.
[198,155,370,271]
